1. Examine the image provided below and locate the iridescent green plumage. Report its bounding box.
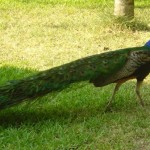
[0,43,150,110]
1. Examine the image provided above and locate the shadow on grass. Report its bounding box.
[0,93,149,128]
[113,17,150,32]
[0,104,103,127]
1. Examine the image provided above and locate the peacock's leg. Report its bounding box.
[105,82,123,111]
[135,80,144,106]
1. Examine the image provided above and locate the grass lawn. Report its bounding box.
[0,0,150,149]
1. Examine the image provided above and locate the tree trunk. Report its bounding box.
[114,0,134,18]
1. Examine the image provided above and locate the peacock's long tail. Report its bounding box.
[0,45,149,110]
[0,51,106,109]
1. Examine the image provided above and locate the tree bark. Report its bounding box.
[114,0,134,18]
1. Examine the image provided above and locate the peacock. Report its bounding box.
[0,40,150,110]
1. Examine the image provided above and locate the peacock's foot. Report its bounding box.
[104,103,114,112]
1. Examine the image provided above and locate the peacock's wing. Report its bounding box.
[88,47,147,87]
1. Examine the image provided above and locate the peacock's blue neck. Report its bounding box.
[145,40,150,47]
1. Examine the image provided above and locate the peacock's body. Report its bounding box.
[0,41,150,110]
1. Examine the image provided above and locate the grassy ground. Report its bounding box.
[0,0,150,149]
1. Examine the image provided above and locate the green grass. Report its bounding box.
[0,0,150,149]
